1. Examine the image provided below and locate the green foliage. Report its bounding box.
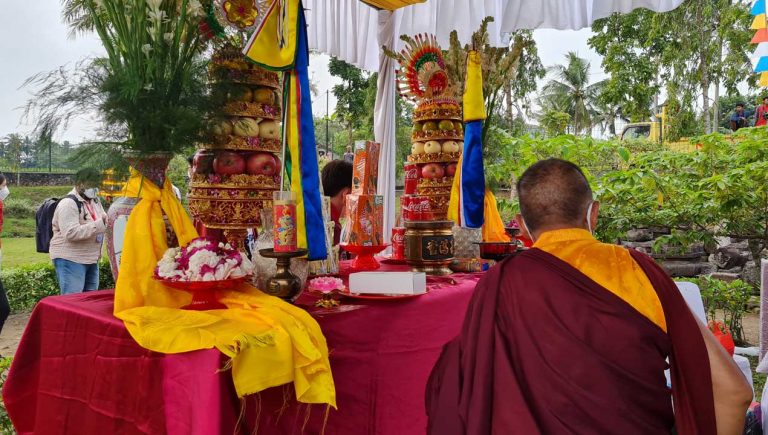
[0,356,13,433]
[25,0,213,156]
[166,154,191,205]
[692,276,752,345]
[539,52,605,135]
[589,0,755,134]
[328,57,376,146]
[539,110,571,137]
[717,93,758,130]
[1,259,113,313]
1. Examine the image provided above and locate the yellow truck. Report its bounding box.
[619,106,699,152]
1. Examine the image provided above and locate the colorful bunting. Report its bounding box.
[752,14,766,30]
[752,0,768,87]
[753,0,766,15]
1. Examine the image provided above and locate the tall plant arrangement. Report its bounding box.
[25,0,212,167]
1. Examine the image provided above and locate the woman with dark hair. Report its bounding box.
[0,174,10,333]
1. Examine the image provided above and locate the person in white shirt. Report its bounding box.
[50,168,108,295]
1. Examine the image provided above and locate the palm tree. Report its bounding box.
[539,52,605,135]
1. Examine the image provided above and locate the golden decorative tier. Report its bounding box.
[418,177,454,188]
[223,102,281,119]
[190,173,280,190]
[413,107,462,123]
[210,64,280,88]
[412,130,464,142]
[204,136,282,153]
[188,195,271,229]
[188,185,275,200]
[407,152,462,164]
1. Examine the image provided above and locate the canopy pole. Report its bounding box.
[374,9,401,255]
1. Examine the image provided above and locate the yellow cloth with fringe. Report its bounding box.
[481,189,510,243]
[534,228,666,332]
[361,0,425,9]
[113,169,336,407]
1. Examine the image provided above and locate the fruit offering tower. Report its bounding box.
[188,45,282,247]
[396,34,462,221]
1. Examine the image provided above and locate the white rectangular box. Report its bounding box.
[348,272,427,295]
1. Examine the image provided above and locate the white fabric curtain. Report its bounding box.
[303,0,685,245]
[499,0,684,32]
[374,9,401,253]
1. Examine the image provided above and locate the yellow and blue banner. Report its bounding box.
[244,1,326,260]
[448,51,509,242]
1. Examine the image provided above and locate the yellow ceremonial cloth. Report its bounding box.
[463,51,487,122]
[361,0,425,9]
[482,189,510,243]
[534,228,667,332]
[243,0,300,70]
[113,169,336,406]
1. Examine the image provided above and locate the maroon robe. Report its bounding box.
[426,248,715,435]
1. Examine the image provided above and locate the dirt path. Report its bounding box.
[0,313,31,357]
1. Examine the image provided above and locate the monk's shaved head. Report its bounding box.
[516,158,593,233]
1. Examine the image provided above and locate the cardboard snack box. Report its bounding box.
[351,140,381,195]
[340,194,384,246]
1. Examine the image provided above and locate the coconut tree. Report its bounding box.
[539,52,605,135]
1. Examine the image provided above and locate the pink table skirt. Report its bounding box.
[3,269,481,434]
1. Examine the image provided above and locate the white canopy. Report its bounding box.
[304,0,684,249]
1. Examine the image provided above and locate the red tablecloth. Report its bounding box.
[3,264,481,435]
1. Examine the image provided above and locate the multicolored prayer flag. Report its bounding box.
[243,1,326,260]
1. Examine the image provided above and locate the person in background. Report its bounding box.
[343,146,354,163]
[0,175,10,334]
[50,168,108,295]
[730,103,753,131]
[426,158,751,434]
[755,96,768,127]
[321,159,353,245]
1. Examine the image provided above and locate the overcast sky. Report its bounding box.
[0,2,604,143]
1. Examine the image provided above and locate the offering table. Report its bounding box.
[3,262,482,434]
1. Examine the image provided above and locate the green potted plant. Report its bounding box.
[24,0,213,186]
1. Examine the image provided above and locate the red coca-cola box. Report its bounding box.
[404,163,419,195]
[402,195,432,221]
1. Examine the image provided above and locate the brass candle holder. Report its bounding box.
[258,248,308,302]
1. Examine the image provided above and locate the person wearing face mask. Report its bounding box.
[426,158,751,435]
[0,174,10,334]
[49,168,108,295]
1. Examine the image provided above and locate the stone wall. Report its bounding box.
[1,172,75,186]
[620,228,761,287]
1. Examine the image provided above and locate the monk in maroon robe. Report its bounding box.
[426,158,752,434]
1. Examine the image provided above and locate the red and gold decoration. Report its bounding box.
[395,34,462,222]
[188,45,283,247]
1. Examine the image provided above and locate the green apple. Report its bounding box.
[454,121,463,132]
[423,141,442,154]
[411,142,425,155]
[422,121,438,132]
[232,118,260,137]
[220,120,234,136]
[442,140,460,153]
[259,120,280,139]
[412,122,423,133]
[438,120,455,131]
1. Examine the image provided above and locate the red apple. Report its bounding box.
[445,163,457,177]
[213,151,246,175]
[192,150,215,174]
[247,152,280,176]
[421,163,445,179]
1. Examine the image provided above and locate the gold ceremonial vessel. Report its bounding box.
[404,220,455,275]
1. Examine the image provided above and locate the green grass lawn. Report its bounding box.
[2,237,49,269]
[3,186,71,239]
